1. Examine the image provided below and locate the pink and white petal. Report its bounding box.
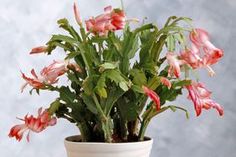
[20,82,28,93]
[143,86,161,111]
[48,117,57,126]
[190,28,210,47]
[38,107,43,116]
[213,102,224,116]
[196,83,212,98]
[205,100,224,116]
[30,46,47,54]
[186,84,203,116]
[160,77,172,89]
[104,6,112,13]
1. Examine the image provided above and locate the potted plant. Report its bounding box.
[9,1,224,157]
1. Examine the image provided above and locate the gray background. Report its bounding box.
[0,0,235,156]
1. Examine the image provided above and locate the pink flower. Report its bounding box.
[21,61,81,92]
[9,108,57,142]
[160,77,172,89]
[73,2,82,25]
[85,6,125,36]
[190,28,224,66]
[30,46,47,54]
[186,81,224,116]
[166,52,185,78]
[40,60,68,84]
[143,86,161,111]
[40,61,81,82]
[21,60,80,92]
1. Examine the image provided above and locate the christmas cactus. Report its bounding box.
[9,2,224,143]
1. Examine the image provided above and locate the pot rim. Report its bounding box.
[64,135,153,146]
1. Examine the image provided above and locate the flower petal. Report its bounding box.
[30,46,47,54]
[160,77,172,89]
[143,86,161,111]
[166,52,184,78]
[73,2,82,25]
[186,81,223,116]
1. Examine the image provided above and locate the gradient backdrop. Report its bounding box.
[0,0,235,156]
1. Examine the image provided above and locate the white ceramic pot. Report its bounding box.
[64,135,153,157]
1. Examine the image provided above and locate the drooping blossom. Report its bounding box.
[166,52,186,78]
[186,81,223,116]
[190,28,223,57]
[9,108,57,142]
[21,60,81,92]
[85,6,125,36]
[160,77,172,89]
[73,2,82,25]
[143,86,161,111]
[188,28,224,75]
[30,46,48,54]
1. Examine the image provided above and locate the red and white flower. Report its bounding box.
[9,108,57,142]
[186,81,223,116]
[40,60,68,84]
[143,86,161,111]
[85,6,125,36]
[21,60,80,92]
[166,52,185,78]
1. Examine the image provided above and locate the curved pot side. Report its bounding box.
[64,135,153,157]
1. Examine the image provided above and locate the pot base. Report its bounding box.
[64,135,153,157]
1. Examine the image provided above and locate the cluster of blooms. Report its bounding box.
[167,29,223,78]
[145,28,224,116]
[9,108,56,142]
[165,28,224,116]
[10,59,81,141]
[9,5,83,141]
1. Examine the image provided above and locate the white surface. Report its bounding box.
[0,0,235,157]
